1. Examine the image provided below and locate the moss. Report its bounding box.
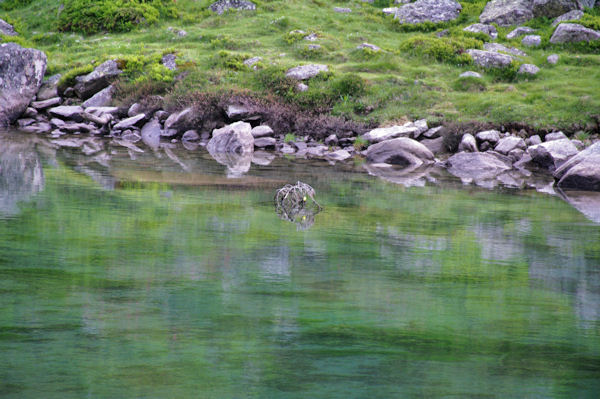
[57,64,95,92]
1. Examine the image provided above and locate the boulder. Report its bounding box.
[483,43,527,57]
[476,130,501,144]
[420,137,445,154]
[73,60,122,100]
[251,125,274,138]
[532,0,580,19]
[550,23,600,43]
[285,64,328,80]
[113,114,146,130]
[458,133,478,152]
[518,64,540,75]
[545,131,567,141]
[463,23,498,39]
[140,118,161,150]
[325,134,338,146]
[164,107,192,132]
[226,104,260,121]
[208,121,254,154]
[394,0,462,24]
[521,35,542,46]
[0,43,47,127]
[361,124,418,143]
[445,152,512,182]
[31,97,61,110]
[460,71,482,78]
[48,105,84,122]
[243,56,262,68]
[554,142,600,190]
[526,135,542,146]
[479,0,534,26]
[552,9,584,26]
[0,18,17,36]
[209,0,256,15]
[467,49,514,68]
[528,138,579,170]
[254,137,276,148]
[326,150,352,161]
[36,74,61,101]
[366,137,434,166]
[82,85,114,108]
[495,136,526,154]
[506,26,537,39]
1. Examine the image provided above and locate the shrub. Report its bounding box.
[452,76,487,92]
[214,50,252,71]
[57,0,177,34]
[400,35,482,65]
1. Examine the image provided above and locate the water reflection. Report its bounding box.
[0,135,44,216]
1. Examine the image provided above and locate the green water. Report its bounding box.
[1,133,599,398]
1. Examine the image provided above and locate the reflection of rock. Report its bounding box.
[209,151,253,178]
[558,190,600,223]
[0,136,44,215]
[364,163,432,188]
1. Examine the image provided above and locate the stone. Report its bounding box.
[480,0,534,26]
[167,27,187,37]
[286,64,329,80]
[161,53,177,71]
[254,137,276,148]
[528,138,579,170]
[518,64,540,75]
[394,0,462,24]
[446,152,512,183]
[0,18,17,36]
[85,106,119,117]
[467,50,514,68]
[550,23,600,43]
[324,134,338,146]
[366,137,435,166]
[552,9,584,26]
[243,57,262,68]
[164,107,192,131]
[140,119,162,150]
[127,103,142,117]
[209,0,256,15]
[208,121,254,154]
[422,126,443,139]
[48,105,84,122]
[521,35,542,46]
[495,136,527,154]
[419,137,445,154]
[35,74,61,101]
[506,26,537,39]
[460,71,482,78]
[483,43,527,57]
[382,7,399,16]
[113,114,146,130]
[547,54,559,64]
[545,131,568,141]
[304,33,318,41]
[326,150,352,161]
[476,130,501,144]
[459,133,478,152]
[182,130,200,142]
[361,124,419,143]
[73,60,122,100]
[226,104,260,121]
[17,118,35,128]
[357,43,381,52]
[554,142,600,191]
[334,7,352,13]
[31,97,61,110]
[532,0,580,19]
[23,107,37,118]
[82,85,114,108]
[526,135,542,145]
[412,119,429,138]
[463,23,498,39]
[20,122,52,134]
[81,111,110,126]
[0,43,47,126]
[296,83,309,92]
[250,125,273,138]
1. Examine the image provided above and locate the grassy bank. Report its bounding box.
[2,0,600,133]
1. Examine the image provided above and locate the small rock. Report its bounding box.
[521,35,541,46]
[463,23,498,39]
[73,60,122,100]
[36,74,61,101]
[140,118,162,150]
[164,107,192,131]
[476,130,501,144]
[506,26,536,39]
[460,71,482,78]
[547,54,559,64]
[0,18,18,36]
[495,136,526,155]
[326,150,352,161]
[17,118,35,128]
[304,33,318,41]
[161,54,177,71]
[128,103,142,117]
[518,64,540,75]
[334,7,352,13]
[209,0,256,15]
[251,125,274,138]
[324,134,338,146]
[85,106,120,117]
[484,43,527,57]
[23,107,38,118]
[48,105,84,122]
[254,137,277,148]
[458,133,478,152]
[296,83,309,92]
[422,126,443,139]
[357,43,381,52]
[280,143,295,154]
[286,64,329,80]
[113,114,146,130]
[545,131,567,141]
[243,57,262,68]
[31,97,61,110]
[526,135,542,146]
[468,50,514,69]
[182,130,200,142]
[82,85,114,108]
[552,10,584,27]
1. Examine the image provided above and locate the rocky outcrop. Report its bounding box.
[550,23,600,43]
[209,0,256,15]
[286,64,328,80]
[366,137,434,166]
[0,18,17,36]
[394,0,462,24]
[554,142,600,191]
[73,60,122,100]
[0,43,47,127]
[480,0,534,26]
[467,49,513,68]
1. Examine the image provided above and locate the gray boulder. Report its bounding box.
[36,74,61,101]
[226,104,260,121]
[73,60,122,100]
[467,49,514,68]
[459,133,478,152]
[334,7,352,13]
[326,150,352,161]
[0,43,47,127]
[31,97,61,110]
[208,121,254,154]
[463,23,498,39]
[550,23,600,43]
[526,135,542,145]
[0,19,17,36]
[506,26,536,39]
[182,130,200,142]
[209,0,256,15]
[518,64,540,75]
[532,0,580,18]
[113,114,146,130]
[286,64,328,80]
[357,43,381,52]
[547,54,559,64]
[366,137,434,166]
[554,142,600,191]
[484,42,527,57]
[521,35,542,46]
[140,118,161,150]
[545,131,568,141]
[48,105,84,122]
[251,125,274,138]
[480,0,534,26]
[254,137,276,148]
[552,9,584,26]
[361,124,418,143]
[528,138,579,170]
[446,152,512,183]
[164,107,192,132]
[394,0,462,24]
[476,130,501,144]
[82,85,114,108]
[495,136,527,154]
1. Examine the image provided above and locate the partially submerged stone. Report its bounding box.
[528,138,578,170]
[446,152,511,183]
[366,137,434,166]
[555,142,600,191]
[208,121,254,154]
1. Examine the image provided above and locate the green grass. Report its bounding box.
[2,0,600,132]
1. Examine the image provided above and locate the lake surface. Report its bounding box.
[1,132,599,398]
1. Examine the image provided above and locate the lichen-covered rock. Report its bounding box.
[476,130,501,144]
[550,23,600,43]
[161,54,177,71]
[209,0,256,15]
[551,9,584,26]
[480,0,534,26]
[0,18,17,36]
[285,64,328,80]
[0,43,47,127]
[394,0,462,24]
[361,124,419,143]
[532,0,580,19]
[366,137,434,166]
[73,60,122,100]
[484,42,527,57]
[458,133,478,152]
[463,23,498,39]
[495,136,526,154]
[82,85,114,108]
[521,35,542,46]
[506,26,537,39]
[467,49,514,68]
[357,43,381,52]
[518,64,540,75]
[459,71,483,78]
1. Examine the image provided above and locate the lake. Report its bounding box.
[0,131,599,398]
